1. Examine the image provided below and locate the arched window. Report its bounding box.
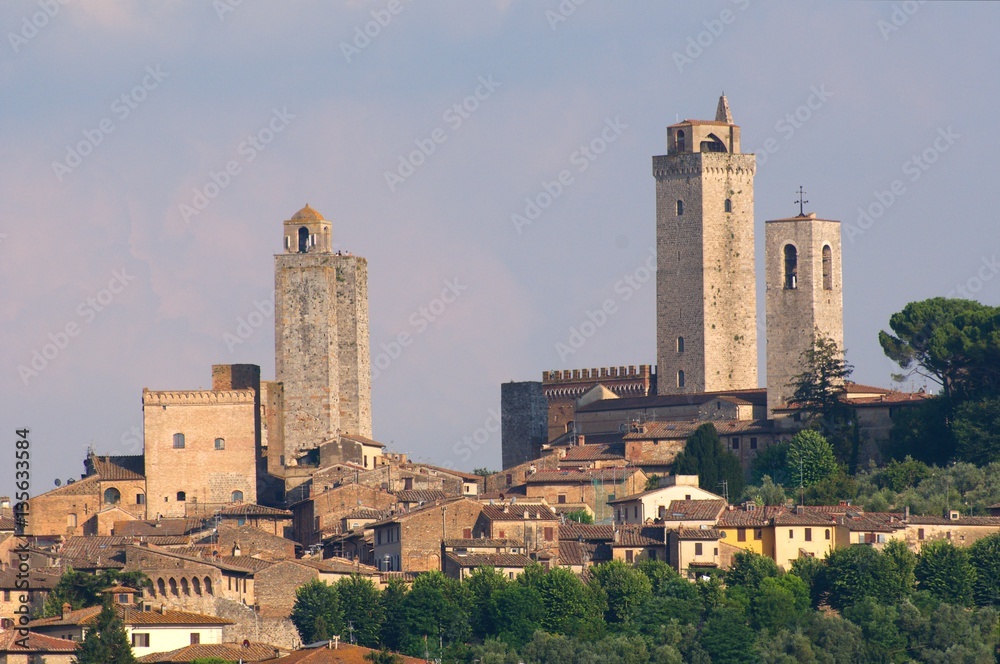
[103,488,121,505]
[677,370,685,388]
[783,244,798,290]
[298,226,309,253]
[231,490,244,504]
[676,200,684,215]
[172,433,185,449]
[193,577,202,596]
[724,198,732,213]
[677,336,685,353]
[176,491,186,502]
[204,577,213,595]
[157,578,166,596]
[67,513,77,528]
[676,130,686,152]
[214,438,225,450]
[180,578,190,596]
[168,578,178,596]
[822,245,833,290]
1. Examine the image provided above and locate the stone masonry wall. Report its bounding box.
[335,255,372,439]
[501,381,547,469]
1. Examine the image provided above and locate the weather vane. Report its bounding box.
[795,186,808,217]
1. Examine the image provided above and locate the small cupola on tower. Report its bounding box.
[283,204,333,254]
[666,94,741,155]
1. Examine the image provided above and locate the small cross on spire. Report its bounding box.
[794,186,809,217]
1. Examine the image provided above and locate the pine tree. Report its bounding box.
[73,601,137,664]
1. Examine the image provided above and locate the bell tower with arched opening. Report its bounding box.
[275,205,372,467]
[653,95,758,395]
[764,210,843,417]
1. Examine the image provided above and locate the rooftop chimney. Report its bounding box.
[61,602,71,618]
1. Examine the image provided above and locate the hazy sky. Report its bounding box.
[2,1,997,496]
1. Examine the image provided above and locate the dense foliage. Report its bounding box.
[287,538,1000,663]
[673,423,745,500]
[73,600,138,664]
[43,568,150,618]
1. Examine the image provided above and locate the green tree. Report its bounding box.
[563,508,594,524]
[952,394,1000,465]
[915,539,976,606]
[399,571,470,657]
[725,551,781,595]
[801,613,865,664]
[698,607,758,664]
[673,423,744,500]
[969,532,1000,607]
[841,597,906,664]
[820,545,898,611]
[517,564,605,638]
[789,557,826,609]
[751,575,809,633]
[740,476,786,507]
[881,539,916,604]
[882,397,954,465]
[335,575,383,647]
[44,569,150,618]
[588,560,653,626]
[363,650,402,664]
[749,443,790,486]
[378,578,407,652]
[874,456,931,492]
[73,600,137,664]
[801,470,857,507]
[785,430,839,488]
[290,579,343,644]
[473,468,496,478]
[491,582,544,649]
[464,566,508,640]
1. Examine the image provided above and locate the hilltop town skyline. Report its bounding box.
[3,3,999,495]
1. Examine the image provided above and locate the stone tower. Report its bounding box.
[274,205,372,464]
[654,95,758,395]
[764,211,844,416]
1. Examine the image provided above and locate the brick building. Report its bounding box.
[370,497,483,572]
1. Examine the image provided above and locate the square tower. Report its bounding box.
[764,212,844,416]
[654,96,758,395]
[275,205,372,464]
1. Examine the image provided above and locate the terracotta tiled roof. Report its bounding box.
[561,443,625,462]
[479,504,558,522]
[843,382,893,394]
[29,604,233,628]
[338,433,386,449]
[0,568,61,590]
[558,540,609,566]
[625,419,772,440]
[717,506,784,527]
[219,503,293,517]
[40,474,101,497]
[841,513,906,532]
[907,515,1000,526]
[393,489,448,504]
[138,641,283,662]
[524,468,641,484]
[344,507,389,521]
[577,388,767,413]
[445,552,534,568]
[405,463,483,482]
[0,516,16,531]
[443,538,521,548]
[368,497,472,528]
[0,630,78,652]
[662,500,727,522]
[676,528,721,540]
[772,510,837,526]
[90,454,145,480]
[558,523,615,541]
[289,557,379,575]
[114,519,203,537]
[614,525,667,547]
[271,642,425,663]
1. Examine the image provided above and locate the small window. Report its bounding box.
[176,491,186,502]
[677,336,685,353]
[822,245,833,290]
[676,200,684,216]
[805,528,812,542]
[173,433,185,449]
[558,495,566,504]
[544,527,554,541]
[2,590,9,601]
[136,493,145,505]
[737,528,746,542]
[824,529,831,540]
[298,227,309,253]
[284,236,291,250]
[103,488,121,505]
[783,244,798,290]
[676,130,686,152]
[463,528,472,539]
[237,517,246,527]
[789,529,794,539]
[505,474,512,485]
[677,370,685,388]
[231,490,244,503]
[750,437,758,450]
[754,528,762,540]
[214,438,225,450]
[498,529,505,539]
[724,198,732,213]
[190,633,200,645]
[731,437,740,450]
[695,543,703,555]
[918,528,925,540]
[132,633,150,648]
[625,550,633,563]
[118,593,129,603]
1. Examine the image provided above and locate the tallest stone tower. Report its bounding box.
[275,205,372,463]
[654,95,758,395]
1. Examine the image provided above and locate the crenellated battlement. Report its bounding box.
[543,365,652,384]
[142,388,256,406]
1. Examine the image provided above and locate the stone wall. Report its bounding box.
[335,256,372,439]
[500,381,547,469]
